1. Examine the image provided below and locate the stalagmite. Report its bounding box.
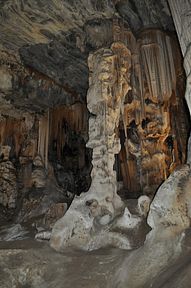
[50,42,133,251]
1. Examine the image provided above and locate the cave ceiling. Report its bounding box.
[0,0,175,111]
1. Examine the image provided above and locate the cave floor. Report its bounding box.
[0,239,127,288]
[0,232,191,288]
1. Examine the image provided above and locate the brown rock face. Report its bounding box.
[0,159,17,209]
[168,0,191,164]
[0,102,90,226]
[116,27,189,197]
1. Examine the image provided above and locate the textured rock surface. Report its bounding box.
[148,165,191,234]
[111,164,191,288]
[117,28,189,196]
[0,102,91,227]
[115,0,174,32]
[168,0,191,165]
[0,159,17,209]
[0,0,189,212]
[50,41,133,250]
[0,241,125,288]
[0,229,191,288]
[0,0,174,112]
[50,40,152,251]
[0,1,191,287]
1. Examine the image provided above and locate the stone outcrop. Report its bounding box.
[31,155,47,188]
[86,41,131,224]
[147,165,191,235]
[111,165,191,288]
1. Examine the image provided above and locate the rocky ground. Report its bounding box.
[0,228,191,288]
[0,239,125,288]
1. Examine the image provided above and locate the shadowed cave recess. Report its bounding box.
[0,1,191,288]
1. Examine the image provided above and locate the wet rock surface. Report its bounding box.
[0,241,125,288]
[0,227,191,288]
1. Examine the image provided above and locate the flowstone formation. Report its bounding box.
[117,27,189,196]
[50,41,140,250]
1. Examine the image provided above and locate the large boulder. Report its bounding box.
[110,165,191,288]
[148,164,191,237]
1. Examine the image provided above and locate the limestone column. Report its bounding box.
[86,42,131,223]
[50,42,131,250]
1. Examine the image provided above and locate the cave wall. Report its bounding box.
[0,56,91,225]
[0,1,190,229]
[0,19,189,226]
[168,0,191,163]
[117,27,189,197]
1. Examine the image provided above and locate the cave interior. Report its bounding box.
[0,1,191,287]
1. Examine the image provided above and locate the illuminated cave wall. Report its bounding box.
[0,18,190,224]
[116,27,189,197]
[0,102,91,224]
[38,103,91,195]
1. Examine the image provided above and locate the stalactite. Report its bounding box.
[139,30,176,103]
[117,29,189,196]
[0,117,30,158]
[38,112,49,169]
[49,103,88,162]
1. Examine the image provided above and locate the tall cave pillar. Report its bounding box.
[87,42,131,218]
[50,42,131,250]
[168,0,191,161]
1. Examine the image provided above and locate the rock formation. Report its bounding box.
[49,20,190,258]
[168,0,191,162]
[117,27,189,196]
[0,82,90,226]
[111,165,191,288]
[0,7,188,248]
[50,41,133,250]
[0,1,191,287]
[0,147,17,209]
